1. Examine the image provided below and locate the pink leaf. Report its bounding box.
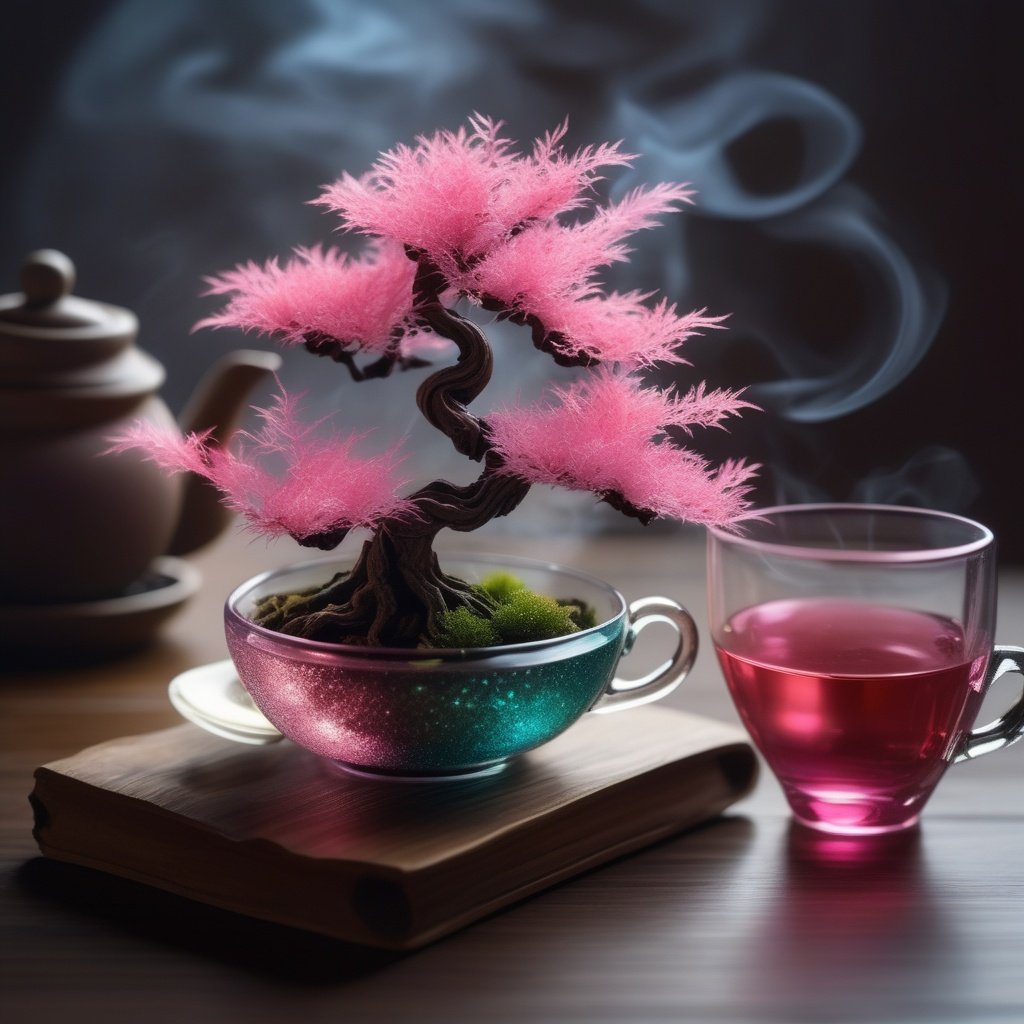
[314,115,636,271]
[455,183,700,363]
[487,370,758,526]
[194,241,435,357]
[109,389,415,543]
[531,293,726,367]
[459,183,693,304]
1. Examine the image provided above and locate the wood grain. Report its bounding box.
[4,526,1024,1022]
[31,711,755,948]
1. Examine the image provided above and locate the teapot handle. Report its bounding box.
[167,350,281,555]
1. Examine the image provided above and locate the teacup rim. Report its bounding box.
[225,552,629,661]
[707,502,995,563]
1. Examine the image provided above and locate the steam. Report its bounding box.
[772,446,979,513]
[616,71,862,220]
[851,447,979,511]
[60,0,523,154]
[613,71,945,422]
[751,187,948,422]
[11,0,962,524]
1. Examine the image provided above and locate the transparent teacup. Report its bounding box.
[708,503,1024,835]
[171,555,699,780]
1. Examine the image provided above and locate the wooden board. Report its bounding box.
[30,708,757,950]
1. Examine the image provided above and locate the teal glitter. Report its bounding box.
[225,556,638,777]
[228,615,628,775]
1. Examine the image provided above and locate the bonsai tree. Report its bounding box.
[116,116,756,648]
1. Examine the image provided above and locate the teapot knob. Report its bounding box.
[21,249,76,307]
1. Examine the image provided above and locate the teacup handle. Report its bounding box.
[955,645,1024,762]
[590,597,698,714]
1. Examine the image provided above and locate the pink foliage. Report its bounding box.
[315,115,635,268]
[194,242,433,356]
[109,390,415,543]
[457,184,689,298]
[487,370,758,526]
[177,116,757,544]
[203,116,717,371]
[316,117,703,366]
[532,294,725,367]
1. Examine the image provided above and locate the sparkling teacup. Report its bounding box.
[174,555,699,779]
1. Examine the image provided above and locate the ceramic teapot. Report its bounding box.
[0,249,280,604]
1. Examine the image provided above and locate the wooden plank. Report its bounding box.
[31,709,756,950]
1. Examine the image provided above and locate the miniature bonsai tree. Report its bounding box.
[115,116,756,648]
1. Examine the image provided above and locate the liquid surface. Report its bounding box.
[715,598,987,833]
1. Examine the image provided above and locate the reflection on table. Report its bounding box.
[3,526,1023,1023]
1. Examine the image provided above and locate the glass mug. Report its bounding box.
[707,503,1024,835]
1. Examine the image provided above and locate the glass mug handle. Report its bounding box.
[590,597,698,714]
[955,645,1024,762]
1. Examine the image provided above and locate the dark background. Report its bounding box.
[2,0,1021,556]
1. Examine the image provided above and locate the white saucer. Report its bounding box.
[168,660,283,745]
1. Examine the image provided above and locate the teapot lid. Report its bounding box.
[0,249,160,390]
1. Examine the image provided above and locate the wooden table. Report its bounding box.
[3,527,1023,1023]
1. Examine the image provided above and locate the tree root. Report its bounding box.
[250,258,534,648]
[251,531,497,647]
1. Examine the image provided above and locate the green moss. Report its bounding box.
[477,570,529,604]
[432,606,501,649]
[490,590,581,644]
[252,590,318,628]
[557,598,598,631]
[425,572,598,648]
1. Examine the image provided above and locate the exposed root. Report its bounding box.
[252,531,498,647]
[251,256,533,648]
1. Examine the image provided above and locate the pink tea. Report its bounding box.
[715,598,989,833]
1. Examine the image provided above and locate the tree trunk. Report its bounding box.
[252,257,532,646]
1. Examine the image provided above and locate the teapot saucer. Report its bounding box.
[0,556,200,664]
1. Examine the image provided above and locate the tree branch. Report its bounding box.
[411,258,493,461]
[261,254,534,646]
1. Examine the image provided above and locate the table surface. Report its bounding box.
[3,526,1023,1024]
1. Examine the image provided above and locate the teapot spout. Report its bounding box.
[167,349,282,556]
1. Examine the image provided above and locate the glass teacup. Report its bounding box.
[708,504,1024,835]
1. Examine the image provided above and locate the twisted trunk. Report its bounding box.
[253,258,531,646]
